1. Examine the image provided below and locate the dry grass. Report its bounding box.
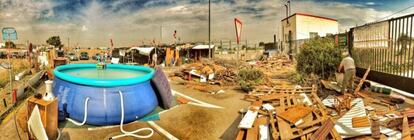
[0,59,30,88]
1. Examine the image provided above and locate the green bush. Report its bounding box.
[237,67,264,92]
[296,37,342,79]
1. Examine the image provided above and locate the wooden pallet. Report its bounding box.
[272,86,327,140]
[241,85,332,140]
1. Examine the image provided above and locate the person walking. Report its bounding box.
[338,51,356,94]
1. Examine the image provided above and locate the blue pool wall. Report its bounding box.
[52,64,158,125]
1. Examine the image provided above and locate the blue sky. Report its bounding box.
[0,0,414,47]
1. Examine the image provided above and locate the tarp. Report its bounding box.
[192,45,214,50]
[128,47,154,56]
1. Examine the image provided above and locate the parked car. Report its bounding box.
[11,52,19,58]
[79,52,89,60]
[67,52,79,61]
[92,53,101,60]
[0,52,5,59]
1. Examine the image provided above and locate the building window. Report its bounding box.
[309,32,319,38]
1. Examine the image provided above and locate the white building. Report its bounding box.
[281,13,339,41]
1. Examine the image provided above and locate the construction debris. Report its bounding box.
[236,65,414,140]
[175,60,237,86]
[352,116,371,128]
[237,85,341,140]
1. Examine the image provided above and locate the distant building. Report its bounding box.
[281,13,339,42]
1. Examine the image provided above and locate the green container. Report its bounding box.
[370,86,392,95]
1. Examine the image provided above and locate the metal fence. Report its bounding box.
[212,40,261,54]
[351,13,414,79]
[350,13,414,93]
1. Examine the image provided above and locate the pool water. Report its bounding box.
[62,67,146,80]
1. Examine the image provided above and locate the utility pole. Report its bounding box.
[160,25,163,44]
[208,0,211,59]
[68,37,70,51]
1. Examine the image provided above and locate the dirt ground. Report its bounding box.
[0,65,255,140]
[0,55,299,140]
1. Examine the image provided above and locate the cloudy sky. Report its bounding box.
[0,0,414,47]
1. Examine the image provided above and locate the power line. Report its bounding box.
[376,4,414,22]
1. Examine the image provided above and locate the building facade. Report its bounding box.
[281,13,339,42]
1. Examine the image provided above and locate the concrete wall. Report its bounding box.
[295,15,338,40]
[281,16,297,42]
[281,14,338,41]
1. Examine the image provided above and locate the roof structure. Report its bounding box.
[281,13,337,22]
[192,45,214,50]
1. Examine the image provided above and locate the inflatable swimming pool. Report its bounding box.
[53,64,158,125]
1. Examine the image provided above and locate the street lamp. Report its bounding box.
[2,27,17,107]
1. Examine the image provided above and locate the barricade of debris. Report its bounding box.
[173,60,238,86]
[236,67,413,140]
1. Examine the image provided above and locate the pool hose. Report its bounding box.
[111,91,154,139]
[67,97,90,126]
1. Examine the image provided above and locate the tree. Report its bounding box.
[296,37,342,79]
[46,36,63,49]
[397,34,412,55]
[259,42,265,47]
[5,41,15,48]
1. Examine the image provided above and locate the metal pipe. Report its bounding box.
[284,4,288,18]
[410,16,413,78]
[288,0,291,16]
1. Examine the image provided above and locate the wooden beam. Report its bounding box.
[310,118,336,140]
[354,66,370,95]
[267,110,279,140]
[235,129,246,140]
[246,119,260,140]
[402,115,412,140]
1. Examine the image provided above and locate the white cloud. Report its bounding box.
[366,2,376,6]
[0,0,396,47]
[81,25,88,32]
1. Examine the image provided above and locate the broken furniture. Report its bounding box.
[27,96,58,140]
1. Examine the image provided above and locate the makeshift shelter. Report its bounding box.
[165,47,179,66]
[126,47,155,65]
[190,45,214,61]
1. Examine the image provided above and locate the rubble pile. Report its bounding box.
[175,60,238,86]
[236,68,414,139]
[255,55,295,80]
[236,85,341,140]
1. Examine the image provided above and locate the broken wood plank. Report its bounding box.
[235,129,246,140]
[176,96,190,104]
[402,115,412,140]
[252,101,263,108]
[310,118,336,140]
[354,67,370,95]
[275,96,293,140]
[256,117,270,140]
[239,107,259,129]
[289,125,320,139]
[277,105,312,124]
[246,118,260,140]
[352,116,371,128]
[267,110,279,140]
[330,127,343,140]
